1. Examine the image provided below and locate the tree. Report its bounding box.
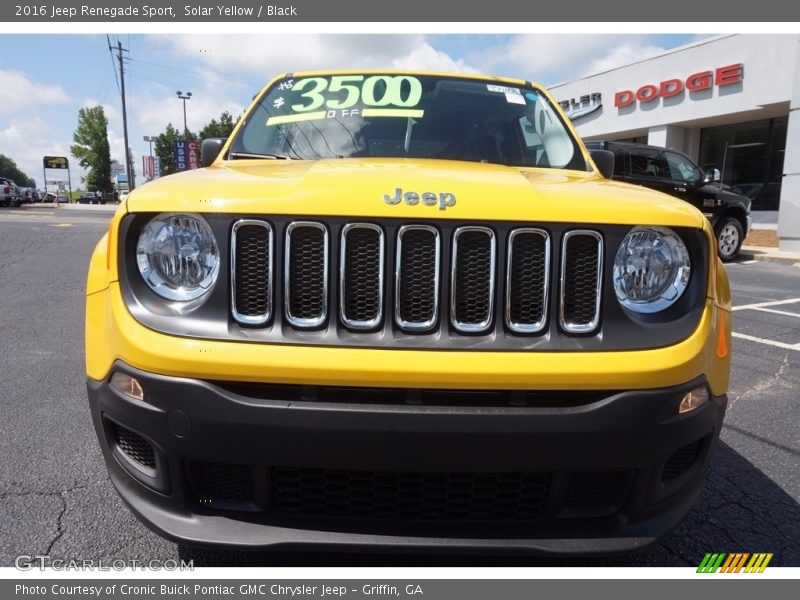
[0,155,36,187]
[70,105,112,193]
[154,123,181,176]
[198,111,238,141]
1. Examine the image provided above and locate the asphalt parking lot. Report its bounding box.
[0,207,798,567]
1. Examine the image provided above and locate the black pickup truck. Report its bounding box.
[585,141,751,261]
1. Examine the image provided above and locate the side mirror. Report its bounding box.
[589,149,615,179]
[201,138,227,167]
[704,168,721,183]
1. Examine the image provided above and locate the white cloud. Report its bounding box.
[586,43,668,76]
[0,69,69,116]
[150,34,477,81]
[0,117,81,188]
[390,43,477,73]
[468,35,670,84]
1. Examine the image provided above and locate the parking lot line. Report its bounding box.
[732,297,800,311]
[732,332,800,351]
[752,307,800,318]
[8,210,55,216]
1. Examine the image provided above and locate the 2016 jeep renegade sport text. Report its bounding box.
[86,71,731,555]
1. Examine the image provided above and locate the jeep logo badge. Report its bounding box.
[383,188,456,211]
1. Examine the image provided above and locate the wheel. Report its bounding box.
[715,217,744,262]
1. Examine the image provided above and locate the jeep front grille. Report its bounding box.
[231,220,604,338]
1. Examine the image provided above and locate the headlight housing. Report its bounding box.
[136,213,220,302]
[613,226,690,314]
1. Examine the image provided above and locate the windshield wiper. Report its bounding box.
[228,152,292,160]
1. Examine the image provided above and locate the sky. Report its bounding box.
[0,33,706,189]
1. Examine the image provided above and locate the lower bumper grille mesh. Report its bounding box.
[188,461,255,505]
[662,437,706,481]
[111,422,156,471]
[271,466,550,521]
[564,471,628,511]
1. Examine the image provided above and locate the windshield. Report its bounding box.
[229,74,586,170]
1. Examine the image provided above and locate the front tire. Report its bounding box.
[715,217,744,262]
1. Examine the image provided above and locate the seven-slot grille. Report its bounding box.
[231,220,604,335]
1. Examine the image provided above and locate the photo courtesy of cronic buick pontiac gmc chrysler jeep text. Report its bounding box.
[85,71,732,557]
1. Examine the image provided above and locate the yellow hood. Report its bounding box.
[126,157,706,228]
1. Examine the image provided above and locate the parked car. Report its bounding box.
[44,192,68,204]
[87,70,731,557]
[78,193,94,204]
[1,177,20,207]
[16,187,35,204]
[585,141,751,261]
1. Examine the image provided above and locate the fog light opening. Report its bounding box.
[110,372,144,401]
[679,386,709,414]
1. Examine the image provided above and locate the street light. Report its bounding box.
[143,135,156,156]
[176,91,192,140]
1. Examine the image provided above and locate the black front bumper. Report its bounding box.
[88,362,726,555]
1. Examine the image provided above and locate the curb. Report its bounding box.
[58,204,119,212]
[739,245,800,266]
[12,203,119,211]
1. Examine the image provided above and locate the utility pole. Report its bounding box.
[113,40,135,192]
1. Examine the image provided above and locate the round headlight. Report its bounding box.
[136,213,220,302]
[613,226,690,314]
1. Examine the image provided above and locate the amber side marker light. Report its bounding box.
[110,372,144,401]
[716,310,729,358]
[679,387,709,414]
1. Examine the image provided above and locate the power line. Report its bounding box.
[124,68,249,105]
[124,55,263,89]
[106,34,120,93]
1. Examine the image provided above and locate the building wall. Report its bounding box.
[551,34,798,150]
[550,34,800,252]
[779,37,800,252]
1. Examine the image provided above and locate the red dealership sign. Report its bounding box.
[614,63,743,108]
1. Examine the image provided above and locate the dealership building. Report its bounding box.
[550,34,800,252]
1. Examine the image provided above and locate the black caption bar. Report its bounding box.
[5,579,791,600]
[3,0,800,21]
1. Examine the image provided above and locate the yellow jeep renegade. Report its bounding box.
[86,71,731,555]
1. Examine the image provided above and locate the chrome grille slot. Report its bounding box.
[560,230,603,333]
[451,226,495,333]
[506,228,549,334]
[340,223,384,330]
[285,222,328,328]
[231,220,273,325]
[395,225,440,331]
